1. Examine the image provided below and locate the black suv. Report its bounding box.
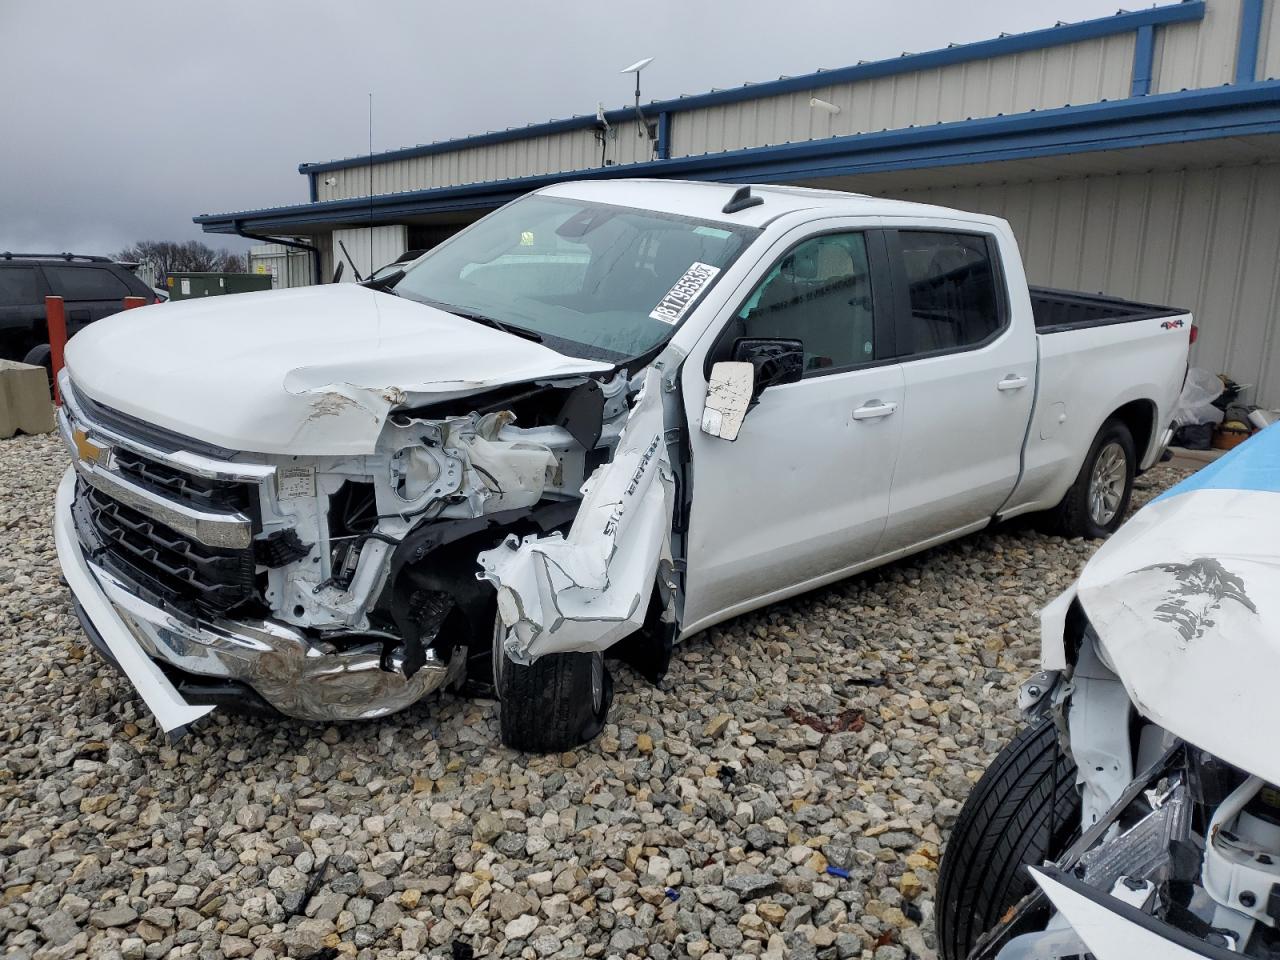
[0,253,158,368]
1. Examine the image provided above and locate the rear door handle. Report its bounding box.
[852,400,898,420]
[997,375,1029,391]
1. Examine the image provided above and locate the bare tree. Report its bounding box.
[115,240,247,277]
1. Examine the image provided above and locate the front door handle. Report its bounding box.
[852,400,898,420]
[997,375,1029,391]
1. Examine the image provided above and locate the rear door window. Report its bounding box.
[892,231,1004,356]
[44,266,131,302]
[0,266,39,307]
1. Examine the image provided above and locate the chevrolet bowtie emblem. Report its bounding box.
[72,428,111,467]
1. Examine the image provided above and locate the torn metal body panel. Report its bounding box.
[54,357,631,731]
[477,366,675,663]
[1075,428,1280,789]
[953,426,1280,960]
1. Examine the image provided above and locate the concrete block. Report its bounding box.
[0,360,56,438]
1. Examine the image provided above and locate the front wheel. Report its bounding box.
[1051,418,1136,538]
[936,718,1080,960]
[493,617,612,752]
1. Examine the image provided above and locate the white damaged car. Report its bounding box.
[937,425,1280,959]
[53,180,1191,750]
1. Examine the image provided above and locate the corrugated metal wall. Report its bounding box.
[1152,0,1242,91]
[248,243,312,289]
[673,33,1135,157]
[314,1,1261,203]
[890,162,1280,405]
[1262,0,1280,78]
[331,225,407,282]
[318,124,655,202]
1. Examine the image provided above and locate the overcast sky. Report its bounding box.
[0,0,1124,257]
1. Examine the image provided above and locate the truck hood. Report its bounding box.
[1076,425,1280,785]
[64,284,612,455]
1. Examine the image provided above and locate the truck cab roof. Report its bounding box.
[537,178,1002,230]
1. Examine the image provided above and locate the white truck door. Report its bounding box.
[680,227,905,633]
[876,226,1037,554]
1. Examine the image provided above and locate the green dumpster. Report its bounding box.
[165,272,272,300]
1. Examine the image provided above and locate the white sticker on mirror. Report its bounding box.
[650,262,721,325]
[700,361,754,441]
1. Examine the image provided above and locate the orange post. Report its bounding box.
[122,296,147,310]
[46,296,66,405]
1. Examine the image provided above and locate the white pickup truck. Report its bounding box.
[53,180,1193,750]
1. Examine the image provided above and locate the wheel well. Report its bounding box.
[1108,399,1156,467]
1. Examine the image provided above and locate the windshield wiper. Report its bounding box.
[360,268,405,293]
[420,299,543,342]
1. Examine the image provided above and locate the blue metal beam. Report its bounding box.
[295,1,1206,177]
[1131,24,1156,96]
[656,112,672,161]
[198,82,1280,235]
[1237,0,1265,84]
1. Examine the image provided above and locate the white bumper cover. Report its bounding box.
[53,468,214,733]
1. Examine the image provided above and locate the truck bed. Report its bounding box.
[1030,287,1186,334]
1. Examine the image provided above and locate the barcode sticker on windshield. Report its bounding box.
[649,262,721,325]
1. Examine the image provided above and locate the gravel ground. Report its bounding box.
[0,432,1189,960]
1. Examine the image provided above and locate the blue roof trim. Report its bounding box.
[1154,424,1280,503]
[1237,0,1265,84]
[1131,23,1156,96]
[297,1,1205,176]
[197,81,1280,234]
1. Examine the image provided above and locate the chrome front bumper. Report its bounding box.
[54,469,463,733]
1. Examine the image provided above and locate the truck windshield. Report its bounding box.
[394,195,759,362]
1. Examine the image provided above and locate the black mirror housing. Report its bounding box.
[731,338,804,399]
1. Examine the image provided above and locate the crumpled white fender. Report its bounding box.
[476,367,673,663]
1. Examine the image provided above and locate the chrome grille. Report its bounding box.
[110,446,254,515]
[74,481,259,619]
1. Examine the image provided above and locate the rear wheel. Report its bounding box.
[936,718,1080,960]
[492,616,611,752]
[22,344,52,387]
[1051,418,1135,538]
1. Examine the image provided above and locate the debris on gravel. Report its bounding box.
[0,432,1188,958]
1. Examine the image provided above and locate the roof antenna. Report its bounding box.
[594,102,612,167]
[722,185,764,215]
[620,58,657,148]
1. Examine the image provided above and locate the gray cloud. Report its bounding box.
[0,0,1123,257]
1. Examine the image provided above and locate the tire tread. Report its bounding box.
[498,651,604,753]
[936,718,1079,960]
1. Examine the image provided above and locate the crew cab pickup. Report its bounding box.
[53,180,1193,750]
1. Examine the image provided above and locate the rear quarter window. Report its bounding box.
[0,266,39,307]
[44,266,131,302]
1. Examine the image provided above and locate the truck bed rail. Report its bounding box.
[1030,286,1185,334]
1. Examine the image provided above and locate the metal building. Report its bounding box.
[197,0,1280,402]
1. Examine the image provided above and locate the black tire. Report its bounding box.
[1051,418,1136,538]
[22,344,52,385]
[936,718,1080,960]
[493,619,612,752]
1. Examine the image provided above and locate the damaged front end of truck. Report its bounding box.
[54,352,686,744]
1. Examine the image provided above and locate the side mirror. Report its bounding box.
[701,338,804,441]
[734,338,804,395]
[332,261,345,284]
